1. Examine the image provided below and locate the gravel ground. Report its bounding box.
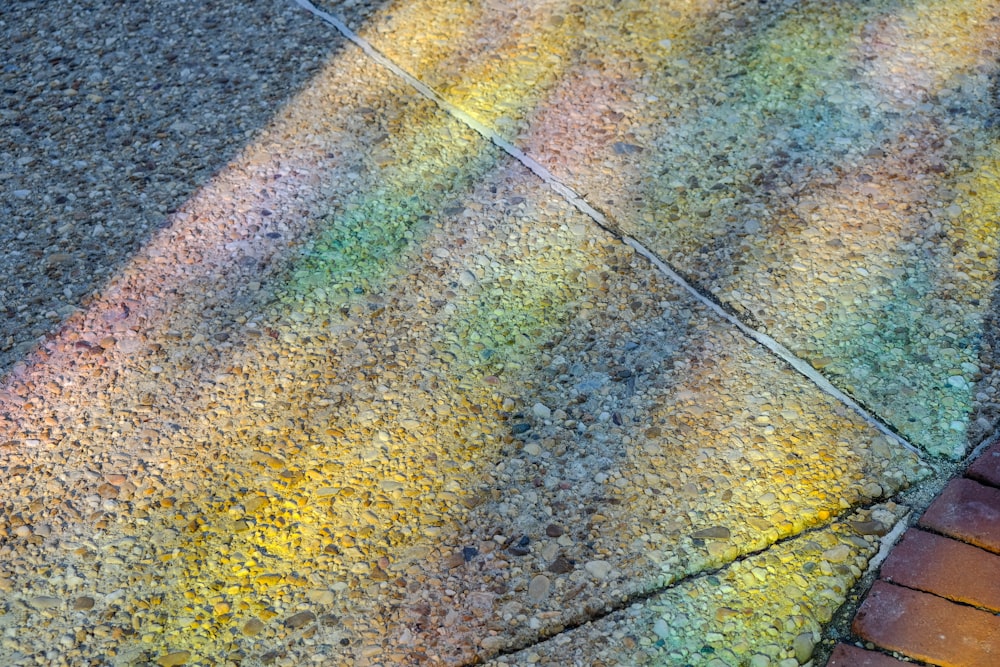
[0,1,985,666]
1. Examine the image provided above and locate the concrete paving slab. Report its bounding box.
[967,439,1000,487]
[0,11,925,666]
[303,0,1000,458]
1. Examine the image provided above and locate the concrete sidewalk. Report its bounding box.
[1,0,998,665]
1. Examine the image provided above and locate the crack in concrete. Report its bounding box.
[475,494,912,666]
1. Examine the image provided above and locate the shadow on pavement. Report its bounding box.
[0,0,385,376]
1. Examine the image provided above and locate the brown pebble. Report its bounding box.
[96,483,119,499]
[73,596,95,610]
[849,520,888,536]
[242,618,264,636]
[691,526,731,540]
[244,495,269,512]
[547,556,574,574]
[715,607,740,621]
[156,651,190,667]
[545,524,564,537]
[444,552,466,569]
[284,610,316,629]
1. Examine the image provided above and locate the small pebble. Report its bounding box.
[28,596,62,610]
[527,575,550,603]
[691,526,731,540]
[585,560,612,579]
[156,651,190,667]
[284,611,316,629]
[444,552,466,569]
[547,556,573,574]
[243,618,265,636]
[822,544,852,563]
[72,596,95,610]
[792,632,815,663]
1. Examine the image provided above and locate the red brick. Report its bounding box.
[853,581,1000,666]
[826,643,911,666]
[919,478,1000,554]
[968,440,1000,488]
[880,528,1000,612]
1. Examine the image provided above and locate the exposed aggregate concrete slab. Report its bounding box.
[0,32,924,667]
[310,0,1000,458]
[0,1,952,665]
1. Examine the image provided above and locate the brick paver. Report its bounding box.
[967,441,1000,488]
[853,580,1000,666]
[880,528,1000,612]
[826,643,913,667]
[919,478,1000,553]
[831,434,1000,667]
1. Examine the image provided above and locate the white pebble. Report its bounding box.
[527,575,550,602]
[585,560,612,579]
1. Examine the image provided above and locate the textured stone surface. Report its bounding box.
[487,507,906,667]
[310,0,1000,458]
[0,0,358,378]
[0,41,924,661]
[0,0,984,665]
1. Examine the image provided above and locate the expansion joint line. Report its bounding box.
[291,0,923,461]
